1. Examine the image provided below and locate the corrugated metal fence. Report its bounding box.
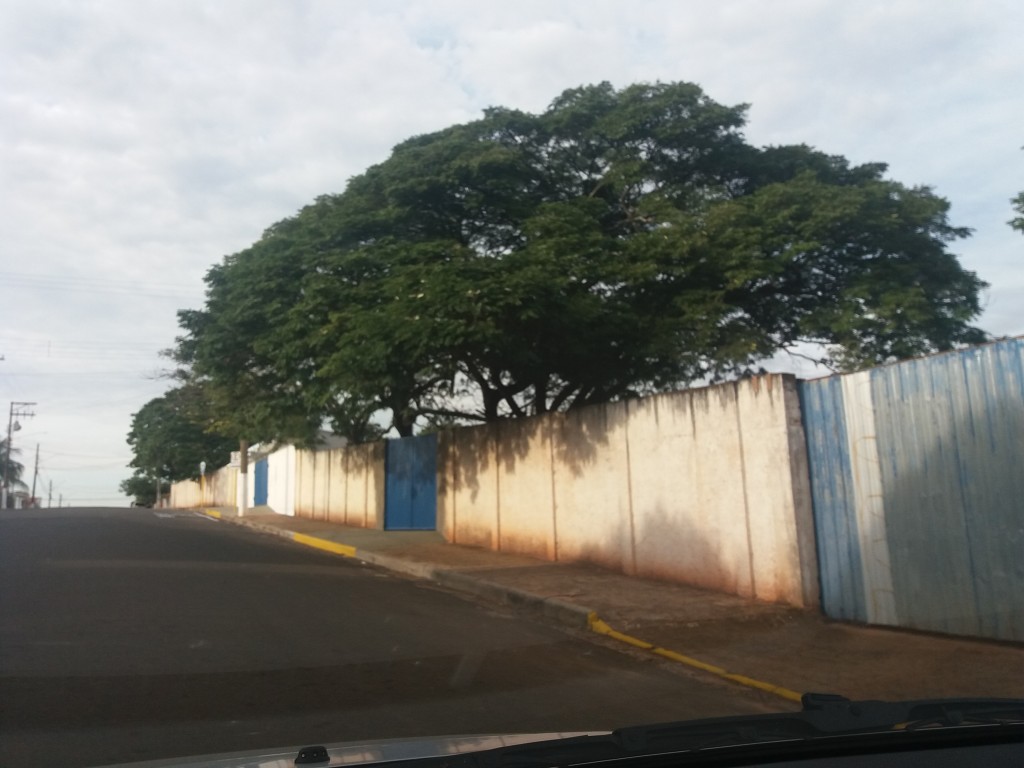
[799,338,1024,641]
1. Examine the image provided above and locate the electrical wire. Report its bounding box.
[1,370,161,377]
[0,271,199,300]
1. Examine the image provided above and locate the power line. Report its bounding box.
[0,339,170,361]
[2,370,161,377]
[0,334,169,346]
[48,463,130,471]
[0,271,199,299]
[40,449,132,459]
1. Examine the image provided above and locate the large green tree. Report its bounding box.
[173,228,333,448]
[121,386,237,505]
[177,81,988,435]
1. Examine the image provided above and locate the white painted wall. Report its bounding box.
[627,386,754,596]
[170,464,236,509]
[343,443,384,528]
[495,419,557,559]
[167,376,819,607]
[266,445,296,516]
[427,422,547,553]
[295,449,315,517]
[444,426,500,549]
[293,443,384,528]
[552,402,635,573]
[438,375,819,607]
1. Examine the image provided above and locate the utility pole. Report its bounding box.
[2,401,36,509]
[58,493,63,507]
[47,479,53,508]
[31,443,39,506]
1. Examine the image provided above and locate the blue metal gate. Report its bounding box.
[384,434,437,530]
[253,458,269,506]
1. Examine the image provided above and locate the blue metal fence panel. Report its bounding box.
[800,337,1024,641]
[253,458,269,506]
[870,339,1024,640]
[798,375,866,622]
[384,434,437,530]
[839,372,898,626]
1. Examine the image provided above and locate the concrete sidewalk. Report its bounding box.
[198,506,1023,705]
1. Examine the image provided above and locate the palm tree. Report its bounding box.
[1,436,28,496]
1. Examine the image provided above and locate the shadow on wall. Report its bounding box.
[443,377,762,510]
[442,417,543,505]
[442,423,497,506]
[293,442,385,527]
[347,444,372,475]
[443,399,624,506]
[631,501,752,597]
[552,400,621,479]
[569,500,745,598]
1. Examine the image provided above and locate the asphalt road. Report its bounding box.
[0,508,774,767]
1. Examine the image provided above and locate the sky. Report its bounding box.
[1,0,1021,506]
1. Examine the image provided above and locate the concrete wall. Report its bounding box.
[169,479,200,508]
[266,445,296,516]
[439,374,819,607]
[170,463,237,509]
[293,443,385,528]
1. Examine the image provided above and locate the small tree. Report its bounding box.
[120,471,159,507]
[122,385,237,506]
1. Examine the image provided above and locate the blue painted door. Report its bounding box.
[384,434,437,530]
[253,458,269,506]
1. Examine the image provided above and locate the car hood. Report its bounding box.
[98,732,607,768]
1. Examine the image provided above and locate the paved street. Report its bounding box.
[0,508,773,768]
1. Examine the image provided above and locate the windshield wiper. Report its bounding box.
[362,694,1024,768]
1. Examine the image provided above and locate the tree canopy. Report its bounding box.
[1011,191,1024,234]
[120,386,236,505]
[173,80,988,437]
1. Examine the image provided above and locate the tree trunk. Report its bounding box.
[238,438,249,518]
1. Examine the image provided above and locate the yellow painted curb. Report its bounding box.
[587,612,802,703]
[291,532,357,558]
[202,509,222,519]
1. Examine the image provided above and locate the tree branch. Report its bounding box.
[416,407,489,423]
[503,394,526,418]
[548,382,580,413]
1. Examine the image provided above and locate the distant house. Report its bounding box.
[10,489,34,509]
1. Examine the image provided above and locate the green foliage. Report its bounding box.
[124,386,236,485]
[173,227,328,446]
[1,438,26,491]
[1011,191,1024,234]
[175,80,988,433]
[119,471,158,507]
